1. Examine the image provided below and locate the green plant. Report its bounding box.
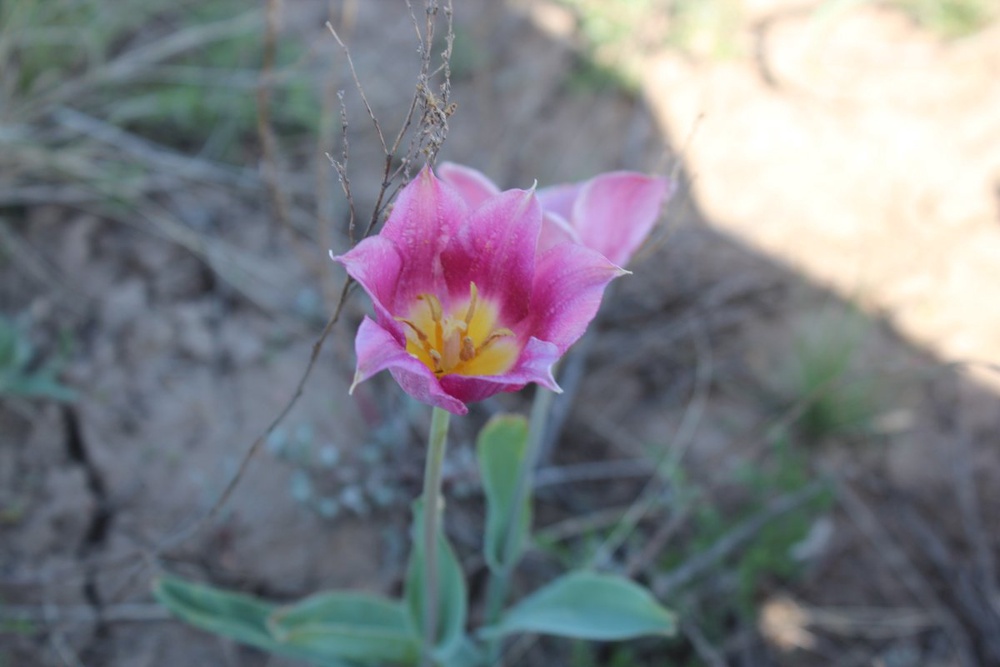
[157,414,677,666]
[779,308,882,443]
[665,0,744,59]
[890,0,997,38]
[0,315,75,402]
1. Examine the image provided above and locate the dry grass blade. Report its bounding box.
[52,107,259,188]
[17,9,264,118]
[653,479,827,595]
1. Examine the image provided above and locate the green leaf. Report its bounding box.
[481,572,676,641]
[153,576,356,667]
[476,415,531,572]
[268,591,419,665]
[443,636,485,667]
[404,501,468,661]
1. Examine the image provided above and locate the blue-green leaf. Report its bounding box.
[404,501,468,661]
[480,572,676,641]
[268,591,419,665]
[442,636,486,667]
[153,576,355,667]
[476,415,531,572]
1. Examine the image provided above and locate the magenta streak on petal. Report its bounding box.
[440,188,542,325]
[351,317,467,414]
[376,166,470,309]
[437,162,501,209]
[570,172,670,267]
[529,242,627,353]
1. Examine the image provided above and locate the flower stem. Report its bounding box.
[421,406,451,667]
[484,385,554,663]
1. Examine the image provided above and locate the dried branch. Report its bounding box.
[155,278,353,555]
[147,0,456,558]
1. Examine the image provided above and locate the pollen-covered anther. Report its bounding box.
[428,349,444,374]
[460,336,476,362]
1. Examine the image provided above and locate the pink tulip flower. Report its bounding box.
[332,166,627,415]
[437,162,671,267]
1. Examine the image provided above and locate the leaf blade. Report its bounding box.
[476,414,531,572]
[268,591,419,664]
[481,571,676,641]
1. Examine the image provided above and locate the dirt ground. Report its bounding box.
[2,0,999,665]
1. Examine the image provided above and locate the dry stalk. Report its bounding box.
[148,0,456,560]
[256,0,319,274]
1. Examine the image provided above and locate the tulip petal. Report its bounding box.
[537,211,581,254]
[379,166,470,307]
[530,242,627,353]
[439,337,562,404]
[571,173,670,267]
[437,162,501,209]
[537,182,583,222]
[331,238,403,333]
[441,188,542,324]
[352,317,468,415]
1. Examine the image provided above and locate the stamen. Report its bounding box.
[395,318,430,344]
[428,349,444,374]
[460,335,476,362]
[477,327,515,354]
[464,282,479,326]
[418,294,444,349]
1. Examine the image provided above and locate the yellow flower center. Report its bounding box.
[396,282,517,377]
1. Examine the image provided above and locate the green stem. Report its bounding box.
[421,406,451,667]
[484,385,555,663]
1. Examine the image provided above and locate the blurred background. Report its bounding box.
[1,0,999,665]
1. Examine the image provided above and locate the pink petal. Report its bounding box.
[528,242,627,353]
[439,337,562,403]
[330,239,403,334]
[570,172,670,267]
[437,162,501,209]
[441,188,542,324]
[537,211,581,254]
[378,166,470,306]
[537,182,583,222]
[351,317,468,414]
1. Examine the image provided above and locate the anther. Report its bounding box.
[429,349,444,374]
[460,335,476,362]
